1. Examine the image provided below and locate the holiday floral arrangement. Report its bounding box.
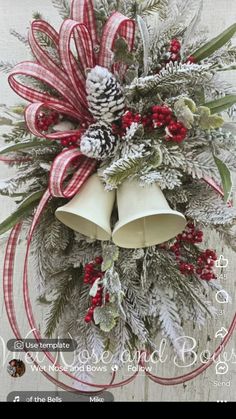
[1,0,236,390]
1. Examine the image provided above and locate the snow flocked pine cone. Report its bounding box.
[80,122,119,160]
[86,65,125,123]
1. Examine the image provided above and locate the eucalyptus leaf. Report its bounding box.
[174,98,196,129]
[93,303,119,332]
[0,117,12,126]
[0,190,44,235]
[102,244,119,271]
[148,146,163,168]
[10,105,25,115]
[197,106,224,130]
[192,23,236,62]
[213,155,232,202]
[203,95,236,114]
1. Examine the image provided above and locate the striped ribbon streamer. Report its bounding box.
[3,0,235,390]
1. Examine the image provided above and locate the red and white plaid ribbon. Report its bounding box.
[5,0,235,390]
[8,0,135,140]
[99,11,135,77]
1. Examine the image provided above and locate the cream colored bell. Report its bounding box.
[112,179,186,248]
[55,174,115,240]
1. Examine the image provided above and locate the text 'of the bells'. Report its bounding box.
[55,174,186,249]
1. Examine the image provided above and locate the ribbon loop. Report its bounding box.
[8,62,81,113]
[59,19,95,109]
[98,11,135,75]
[29,21,67,85]
[71,0,99,47]
[49,148,97,198]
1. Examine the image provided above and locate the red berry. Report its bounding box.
[186,55,196,64]
[170,45,180,54]
[152,105,161,113]
[152,113,159,120]
[61,139,68,147]
[187,222,194,229]
[205,272,213,281]
[85,315,92,323]
[206,259,215,267]
[95,256,103,264]
[162,107,172,115]
[197,257,204,266]
[134,114,141,123]
[171,53,180,62]
[85,264,94,272]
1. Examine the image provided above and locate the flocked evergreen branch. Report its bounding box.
[10,29,28,46]
[2,122,30,143]
[126,62,213,100]
[186,183,236,225]
[45,267,83,337]
[0,61,15,74]
[102,154,145,187]
[157,290,185,354]
[138,0,168,18]
[52,0,70,19]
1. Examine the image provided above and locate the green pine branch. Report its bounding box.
[2,122,30,144]
[52,0,70,19]
[45,267,83,338]
[0,61,15,74]
[138,0,168,18]
[10,29,28,46]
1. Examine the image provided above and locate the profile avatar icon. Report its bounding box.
[7,359,26,378]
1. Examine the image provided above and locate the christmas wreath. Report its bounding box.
[1,0,236,390]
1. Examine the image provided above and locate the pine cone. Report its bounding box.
[86,66,125,123]
[80,122,119,160]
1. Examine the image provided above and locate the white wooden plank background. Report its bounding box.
[0,0,236,402]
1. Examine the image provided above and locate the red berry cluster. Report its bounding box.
[36,111,58,132]
[176,222,203,244]
[165,120,188,143]
[118,106,188,143]
[120,111,142,131]
[151,105,172,128]
[151,105,188,143]
[169,38,181,62]
[60,134,81,149]
[179,261,195,275]
[83,257,110,323]
[169,222,217,281]
[196,250,217,281]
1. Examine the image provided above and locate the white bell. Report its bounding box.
[55,174,115,240]
[112,179,186,248]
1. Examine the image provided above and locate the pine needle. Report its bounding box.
[45,267,83,338]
